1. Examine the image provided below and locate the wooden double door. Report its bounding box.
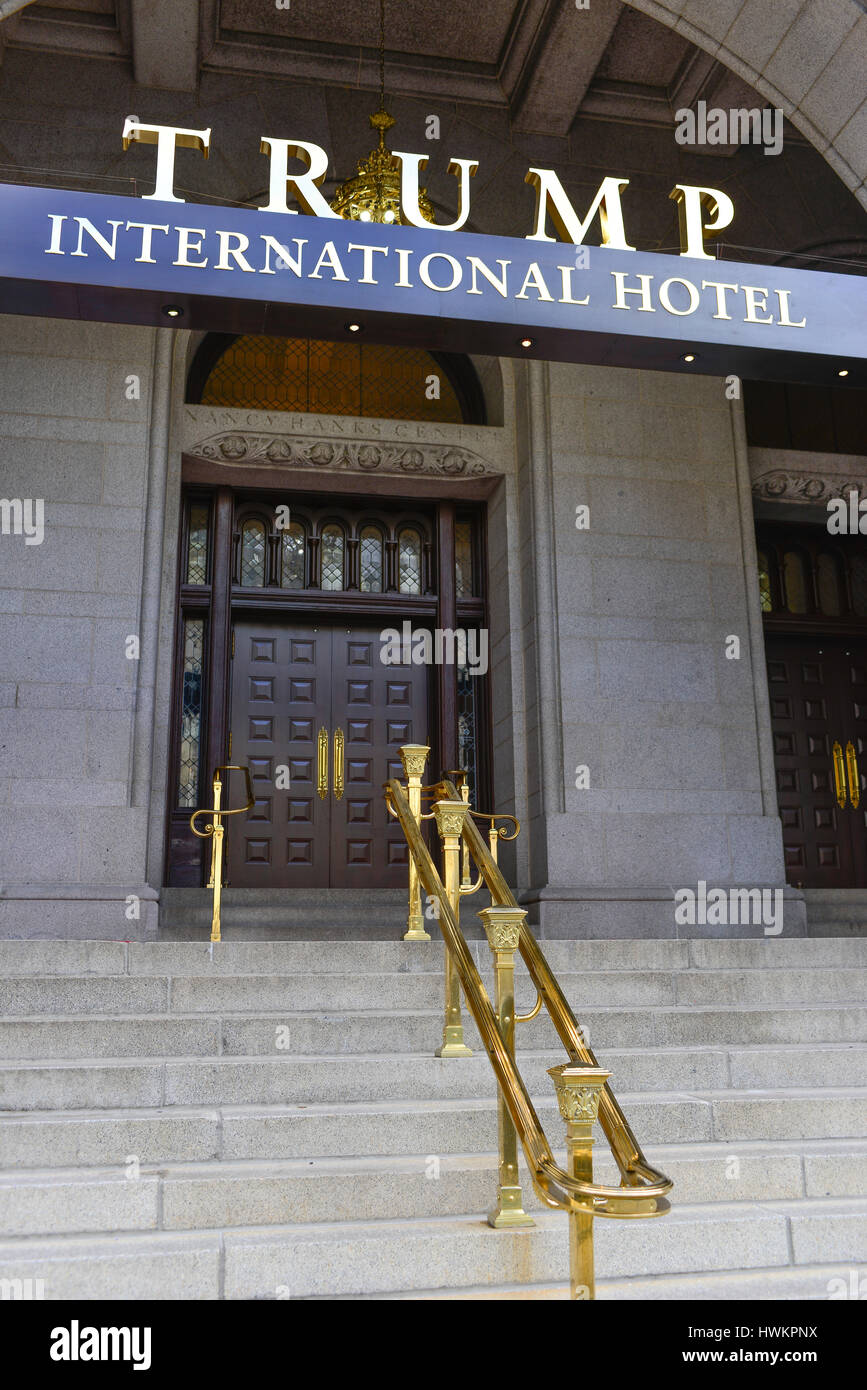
[227,619,429,888]
[767,635,867,886]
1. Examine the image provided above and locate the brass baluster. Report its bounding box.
[400,744,431,942]
[190,766,254,945]
[479,906,534,1228]
[548,1065,611,1300]
[445,769,472,888]
[207,770,224,944]
[433,797,473,1057]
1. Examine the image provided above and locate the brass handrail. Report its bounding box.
[385,777,673,1218]
[437,777,674,1196]
[190,765,254,943]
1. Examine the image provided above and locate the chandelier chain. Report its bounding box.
[379,0,386,109]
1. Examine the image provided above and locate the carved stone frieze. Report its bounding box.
[185,429,499,478]
[752,470,867,505]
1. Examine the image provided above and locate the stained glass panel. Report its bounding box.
[186,504,209,585]
[281,523,305,589]
[457,659,478,809]
[783,551,809,613]
[853,556,867,616]
[321,525,345,591]
[177,618,204,808]
[455,522,473,597]
[817,553,843,616]
[360,526,383,592]
[398,528,422,595]
[757,550,772,613]
[198,335,464,423]
[240,520,266,587]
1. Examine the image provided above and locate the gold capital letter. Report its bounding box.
[122,118,211,204]
[259,138,340,218]
[670,184,734,260]
[525,171,634,250]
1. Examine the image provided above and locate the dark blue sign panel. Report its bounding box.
[0,181,864,384]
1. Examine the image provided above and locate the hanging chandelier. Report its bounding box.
[330,0,434,225]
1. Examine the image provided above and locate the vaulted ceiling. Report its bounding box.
[0,0,785,141]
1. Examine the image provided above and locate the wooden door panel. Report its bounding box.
[329,626,429,888]
[228,622,332,887]
[766,637,858,886]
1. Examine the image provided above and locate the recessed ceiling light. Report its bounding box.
[346,322,362,333]
[162,304,183,319]
[520,337,533,348]
[682,353,695,363]
[838,368,849,377]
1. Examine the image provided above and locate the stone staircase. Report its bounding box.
[0,935,865,1300]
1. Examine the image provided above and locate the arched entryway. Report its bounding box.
[165,336,492,889]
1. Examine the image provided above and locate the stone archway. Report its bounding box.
[625,0,867,212]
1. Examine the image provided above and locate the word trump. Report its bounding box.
[118,118,740,259]
[674,881,783,935]
[380,622,488,675]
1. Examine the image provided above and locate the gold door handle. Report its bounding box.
[317,727,328,800]
[333,727,344,800]
[846,741,860,810]
[832,741,847,810]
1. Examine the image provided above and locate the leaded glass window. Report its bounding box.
[817,553,843,616]
[177,618,204,808]
[757,550,772,613]
[196,335,465,423]
[783,551,809,614]
[853,556,867,616]
[240,520,266,587]
[398,528,422,595]
[281,522,306,589]
[320,524,345,591]
[455,522,473,597]
[186,503,209,585]
[457,659,478,808]
[360,525,383,593]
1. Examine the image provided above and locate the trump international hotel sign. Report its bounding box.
[0,119,864,383]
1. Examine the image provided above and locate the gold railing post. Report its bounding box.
[433,798,473,1057]
[399,744,431,942]
[548,1064,611,1299]
[479,906,534,1228]
[444,769,472,889]
[207,770,224,944]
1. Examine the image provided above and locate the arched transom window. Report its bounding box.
[189,335,480,423]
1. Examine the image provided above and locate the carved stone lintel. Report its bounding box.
[752,470,866,506]
[186,429,499,479]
